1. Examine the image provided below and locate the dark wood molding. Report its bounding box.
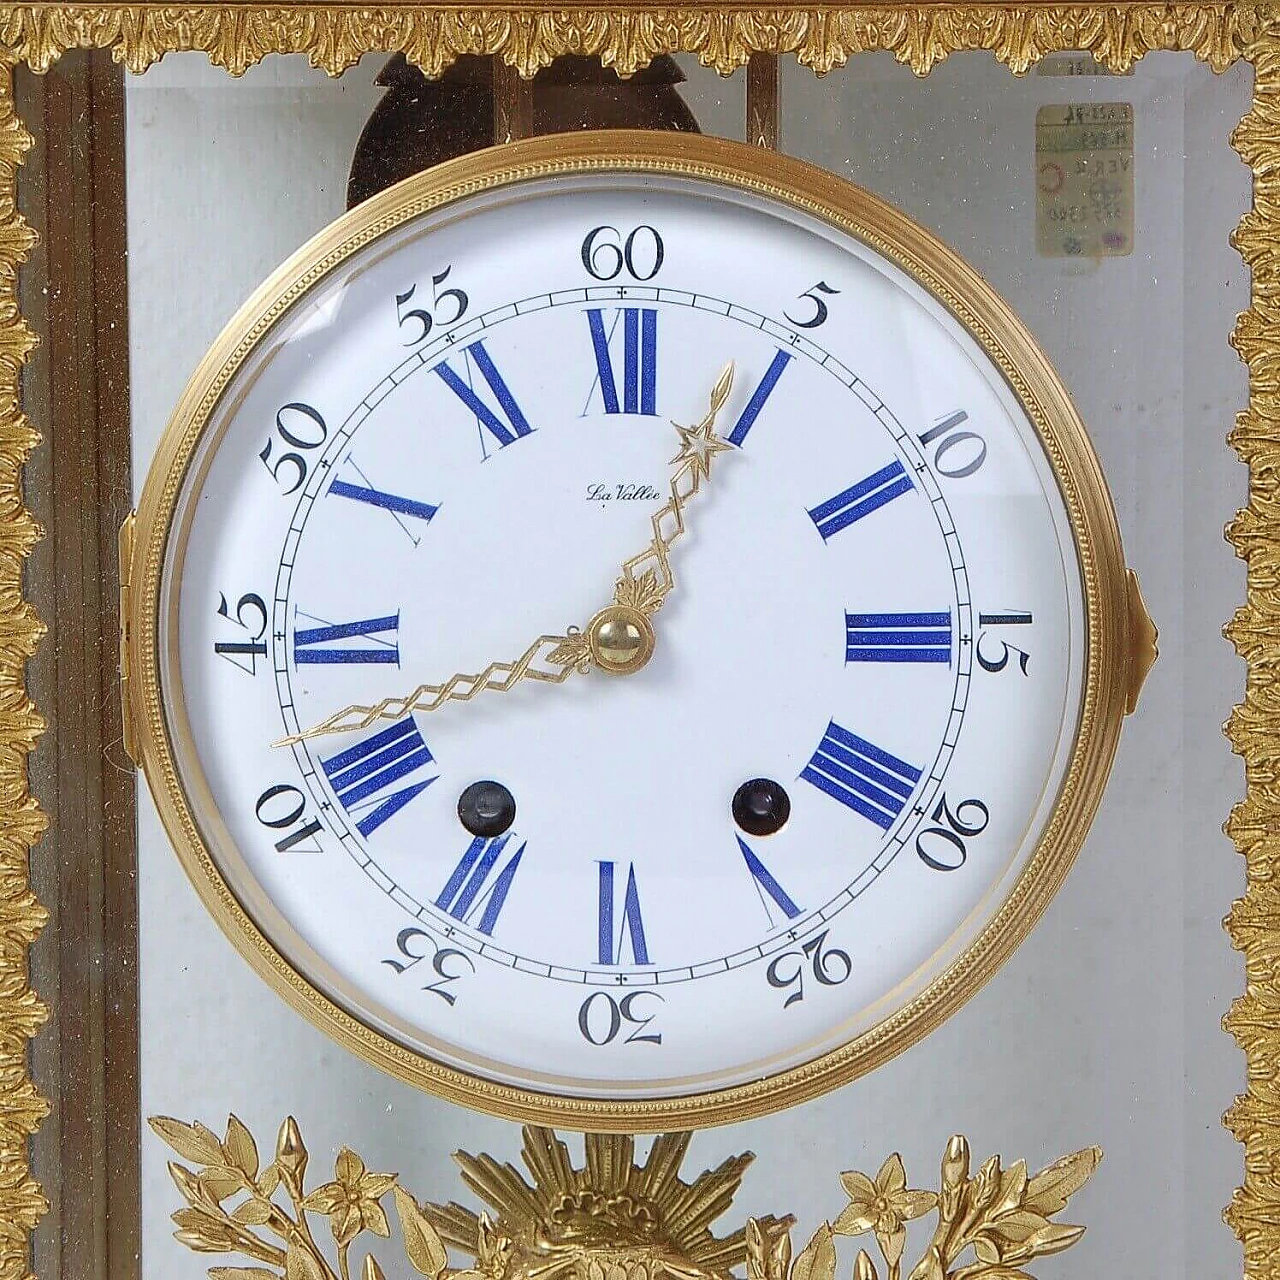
[18,51,139,1280]
[493,57,534,142]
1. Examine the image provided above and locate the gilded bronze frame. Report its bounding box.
[0,3,1270,1277]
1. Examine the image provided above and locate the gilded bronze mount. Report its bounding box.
[151,1115,1102,1280]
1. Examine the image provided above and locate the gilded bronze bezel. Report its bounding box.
[125,130,1133,1131]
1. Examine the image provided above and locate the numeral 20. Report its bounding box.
[915,793,990,871]
[259,402,327,496]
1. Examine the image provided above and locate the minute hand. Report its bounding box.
[612,361,735,617]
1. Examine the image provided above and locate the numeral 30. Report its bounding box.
[577,990,664,1045]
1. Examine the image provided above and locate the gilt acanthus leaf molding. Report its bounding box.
[0,5,1271,1280]
[0,3,1257,78]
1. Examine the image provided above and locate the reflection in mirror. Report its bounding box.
[90,47,1254,1280]
[348,55,701,208]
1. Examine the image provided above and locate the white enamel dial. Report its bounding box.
[136,137,1129,1121]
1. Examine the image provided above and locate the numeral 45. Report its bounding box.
[214,592,268,675]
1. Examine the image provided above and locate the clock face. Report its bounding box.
[136,135,1129,1123]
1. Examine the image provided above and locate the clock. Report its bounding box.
[121,129,1153,1129]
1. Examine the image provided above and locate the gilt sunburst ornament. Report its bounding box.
[424,1127,786,1280]
[150,1116,1101,1280]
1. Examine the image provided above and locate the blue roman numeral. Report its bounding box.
[801,721,921,830]
[436,834,525,936]
[434,340,533,450]
[293,613,400,665]
[737,836,801,925]
[320,718,436,837]
[597,861,650,965]
[586,308,657,415]
[808,461,913,540]
[329,479,438,524]
[726,350,793,445]
[845,611,952,663]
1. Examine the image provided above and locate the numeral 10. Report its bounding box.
[919,410,987,479]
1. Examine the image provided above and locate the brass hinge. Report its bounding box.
[1124,567,1158,715]
[118,511,138,766]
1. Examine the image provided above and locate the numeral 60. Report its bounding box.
[581,225,665,282]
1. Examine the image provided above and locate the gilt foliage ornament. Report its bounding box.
[0,3,1260,78]
[150,1118,1100,1280]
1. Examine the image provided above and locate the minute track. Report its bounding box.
[273,287,973,985]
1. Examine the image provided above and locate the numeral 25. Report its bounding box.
[766,930,851,1009]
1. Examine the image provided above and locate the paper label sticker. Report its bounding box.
[1035,103,1134,258]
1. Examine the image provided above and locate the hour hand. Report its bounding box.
[276,629,593,745]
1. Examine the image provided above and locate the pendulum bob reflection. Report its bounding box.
[348,53,701,208]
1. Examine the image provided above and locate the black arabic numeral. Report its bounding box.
[214,591,268,674]
[382,926,433,975]
[396,266,470,346]
[803,931,852,985]
[259,402,327,496]
[254,783,322,853]
[765,950,805,1008]
[919,410,987,479]
[581,225,664,282]
[915,793,990,872]
[382,926,475,1005]
[577,990,664,1045]
[766,929,851,1009]
[976,611,1033,676]
[785,280,840,329]
[395,286,433,344]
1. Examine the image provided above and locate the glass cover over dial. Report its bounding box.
[136,137,1128,1122]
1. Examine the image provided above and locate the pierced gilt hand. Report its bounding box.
[276,363,736,746]
[612,361,735,618]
